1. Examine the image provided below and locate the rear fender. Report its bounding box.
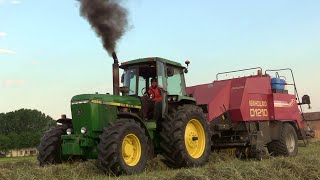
[178,95,196,105]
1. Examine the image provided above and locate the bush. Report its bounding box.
[0,109,55,151]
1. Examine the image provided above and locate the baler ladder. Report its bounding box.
[265,68,313,146]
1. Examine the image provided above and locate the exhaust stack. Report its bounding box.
[112,52,120,96]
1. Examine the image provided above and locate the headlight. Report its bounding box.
[66,128,72,135]
[81,127,87,134]
[168,96,178,101]
[172,96,177,101]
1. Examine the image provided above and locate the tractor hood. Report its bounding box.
[71,94,141,109]
[70,94,141,135]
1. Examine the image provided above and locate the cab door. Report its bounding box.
[156,61,168,116]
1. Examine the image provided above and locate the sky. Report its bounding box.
[0,0,319,119]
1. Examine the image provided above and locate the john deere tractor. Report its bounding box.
[38,53,211,175]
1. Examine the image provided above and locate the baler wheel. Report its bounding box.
[267,123,298,157]
[37,124,69,166]
[160,105,210,168]
[97,118,150,175]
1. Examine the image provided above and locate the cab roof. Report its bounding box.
[120,57,184,69]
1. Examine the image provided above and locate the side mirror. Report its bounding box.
[130,71,135,79]
[121,74,124,83]
[167,67,174,77]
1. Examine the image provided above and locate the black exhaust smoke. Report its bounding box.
[79,0,128,55]
[79,0,128,95]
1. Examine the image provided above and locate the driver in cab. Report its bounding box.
[148,78,162,102]
[142,78,162,120]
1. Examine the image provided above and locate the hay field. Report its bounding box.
[1,142,320,180]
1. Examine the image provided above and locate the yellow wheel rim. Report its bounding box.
[122,134,141,166]
[184,119,206,159]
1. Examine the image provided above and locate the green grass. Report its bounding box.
[1,141,320,180]
[0,156,36,163]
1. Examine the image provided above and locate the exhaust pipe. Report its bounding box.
[112,52,120,96]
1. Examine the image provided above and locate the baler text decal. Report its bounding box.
[249,100,268,117]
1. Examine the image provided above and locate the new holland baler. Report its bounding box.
[186,67,311,159]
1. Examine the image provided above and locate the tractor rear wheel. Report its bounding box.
[37,124,68,166]
[160,105,210,168]
[97,118,150,175]
[267,123,298,157]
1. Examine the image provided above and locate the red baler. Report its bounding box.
[187,67,311,159]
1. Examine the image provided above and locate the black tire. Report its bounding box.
[37,124,68,166]
[160,105,210,168]
[267,123,298,157]
[97,118,150,175]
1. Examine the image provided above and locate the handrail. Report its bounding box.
[216,67,262,80]
[265,68,304,119]
[266,68,314,144]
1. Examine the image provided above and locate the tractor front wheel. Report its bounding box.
[37,124,68,166]
[97,118,150,175]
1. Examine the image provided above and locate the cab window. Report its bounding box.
[123,62,157,96]
[167,66,186,95]
[123,68,137,95]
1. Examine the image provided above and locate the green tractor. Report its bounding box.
[38,53,211,175]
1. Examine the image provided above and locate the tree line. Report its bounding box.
[0,109,55,152]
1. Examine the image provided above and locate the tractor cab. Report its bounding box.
[119,57,194,118]
[120,57,187,96]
